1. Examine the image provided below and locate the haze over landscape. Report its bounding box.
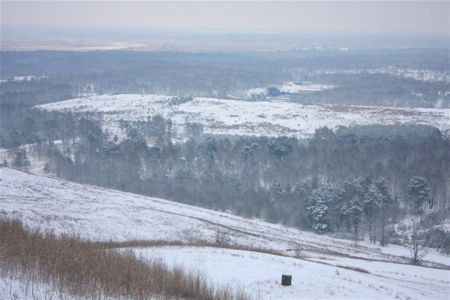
[2,1,449,50]
[1,1,449,299]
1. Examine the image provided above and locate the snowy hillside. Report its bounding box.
[134,246,449,300]
[0,167,446,264]
[36,94,450,141]
[1,167,449,299]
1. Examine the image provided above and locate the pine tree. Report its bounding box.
[364,184,382,243]
[375,177,393,246]
[408,176,431,221]
[306,187,337,233]
[12,149,30,170]
[341,176,367,234]
[341,197,363,235]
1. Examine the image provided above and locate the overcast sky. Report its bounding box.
[2,1,449,36]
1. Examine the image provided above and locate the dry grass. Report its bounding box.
[0,218,248,300]
[96,238,284,258]
[335,265,370,274]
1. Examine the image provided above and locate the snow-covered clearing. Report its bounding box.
[0,144,49,175]
[0,140,73,176]
[244,82,334,98]
[36,94,450,141]
[0,75,48,83]
[277,82,334,93]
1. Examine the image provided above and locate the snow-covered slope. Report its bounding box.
[1,168,449,299]
[133,246,449,300]
[36,94,450,140]
[1,167,448,265]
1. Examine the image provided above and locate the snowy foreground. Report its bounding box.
[133,246,449,300]
[0,276,84,300]
[37,94,450,140]
[1,167,449,299]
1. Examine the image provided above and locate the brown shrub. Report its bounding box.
[0,218,248,300]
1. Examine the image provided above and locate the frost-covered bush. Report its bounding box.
[421,209,450,229]
[423,228,450,254]
[385,225,404,245]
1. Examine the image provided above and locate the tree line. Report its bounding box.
[10,114,447,251]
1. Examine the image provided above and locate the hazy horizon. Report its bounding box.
[2,1,449,36]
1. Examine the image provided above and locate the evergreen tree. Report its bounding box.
[408,176,431,221]
[12,149,30,170]
[342,176,367,234]
[341,197,363,235]
[375,177,393,246]
[364,183,382,243]
[306,187,336,233]
[22,116,38,143]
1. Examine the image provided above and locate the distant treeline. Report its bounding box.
[1,49,448,108]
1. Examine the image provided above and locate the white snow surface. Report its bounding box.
[277,82,334,93]
[0,274,84,300]
[134,246,449,300]
[245,82,334,98]
[1,168,449,299]
[0,75,48,83]
[36,94,450,141]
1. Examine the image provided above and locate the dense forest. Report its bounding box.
[5,111,449,252]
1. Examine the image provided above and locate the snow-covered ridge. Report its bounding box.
[36,94,450,140]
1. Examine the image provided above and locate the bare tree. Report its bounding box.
[408,222,428,265]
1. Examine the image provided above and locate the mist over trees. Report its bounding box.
[1,49,449,108]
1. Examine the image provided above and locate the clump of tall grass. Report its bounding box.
[0,218,248,300]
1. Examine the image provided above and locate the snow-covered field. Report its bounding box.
[36,94,450,141]
[134,246,449,300]
[1,167,449,299]
[278,82,334,93]
[0,75,48,83]
[244,81,334,98]
[312,68,450,83]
